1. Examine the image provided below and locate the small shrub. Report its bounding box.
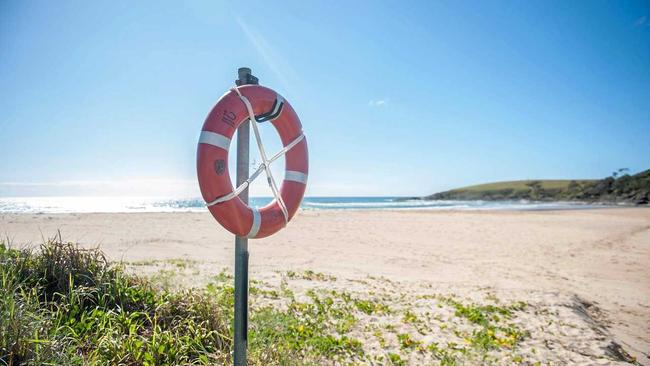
[0,238,230,365]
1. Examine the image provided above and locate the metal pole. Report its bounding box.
[234,67,257,366]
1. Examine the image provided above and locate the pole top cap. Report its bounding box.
[236,67,259,86]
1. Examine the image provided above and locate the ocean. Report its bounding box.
[0,196,612,213]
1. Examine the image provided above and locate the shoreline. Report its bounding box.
[0,204,642,215]
[2,196,641,214]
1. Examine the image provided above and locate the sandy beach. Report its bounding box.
[2,208,649,365]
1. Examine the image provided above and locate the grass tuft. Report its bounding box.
[0,237,230,365]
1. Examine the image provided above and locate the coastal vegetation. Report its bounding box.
[2,237,635,365]
[425,168,649,204]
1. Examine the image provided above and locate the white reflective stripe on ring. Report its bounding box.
[199,131,231,151]
[247,208,261,238]
[285,170,308,184]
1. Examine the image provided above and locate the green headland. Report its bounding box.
[424,169,650,205]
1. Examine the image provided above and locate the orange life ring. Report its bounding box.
[196,85,308,238]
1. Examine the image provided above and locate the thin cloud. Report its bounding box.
[368,99,388,107]
[235,17,295,89]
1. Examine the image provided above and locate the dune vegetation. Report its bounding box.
[0,237,232,365]
[0,237,536,366]
[2,236,636,365]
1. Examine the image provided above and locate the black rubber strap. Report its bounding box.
[255,98,284,123]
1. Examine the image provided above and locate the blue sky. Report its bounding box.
[1,0,649,197]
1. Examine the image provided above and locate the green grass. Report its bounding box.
[285,270,337,282]
[1,237,534,365]
[450,180,595,193]
[0,238,231,366]
[445,298,529,351]
[428,169,650,204]
[387,352,405,365]
[426,178,601,201]
[0,238,366,365]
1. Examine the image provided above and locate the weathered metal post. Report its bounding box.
[234,67,257,366]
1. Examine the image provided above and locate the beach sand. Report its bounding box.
[1,208,649,364]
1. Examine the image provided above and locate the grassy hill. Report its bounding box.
[425,169,650,204]
[446,180,596,193]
